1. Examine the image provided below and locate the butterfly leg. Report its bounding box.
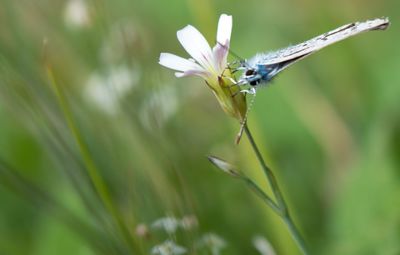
[220,68,242,87]
[224,76,240,85]
[240,87,256,95]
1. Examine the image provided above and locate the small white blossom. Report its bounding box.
[151,240,187,255]
[180,215,198,230]
[135,223,150,238]
[159,14,247,121]
[84,65,139,114]
[151,216,180,234]
[64,0,90,28]
[159,14,232,80]
[197,232,227,255]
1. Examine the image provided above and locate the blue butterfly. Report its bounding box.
[234,18,389,94]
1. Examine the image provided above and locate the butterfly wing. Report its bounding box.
[256,17,389,71]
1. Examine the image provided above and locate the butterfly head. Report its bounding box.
[234,55,279,87]
[242,68,262,86]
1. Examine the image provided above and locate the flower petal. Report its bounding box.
[175,69,209,78]
[177,25,214,71]
[213,14,232,73]
[216,14,232,46]
[159,53,203,72]
[212,44,228,73]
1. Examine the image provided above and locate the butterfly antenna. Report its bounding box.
[228,48,244,62]
[236,89,257,144]
[216,41,244,61]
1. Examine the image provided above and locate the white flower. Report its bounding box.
[84,65,139,114]
[135,223,150,238]
[151,216,180,234]
[64,0,90,28]
[151,240,187,255]
[159,14,232,80]
[197,233,227,255]
[180,215,198,230]
[158,14,247,122]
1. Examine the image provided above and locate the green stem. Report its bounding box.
[243,123,309,255]
[47,69,137,253]
[242,177,281,215]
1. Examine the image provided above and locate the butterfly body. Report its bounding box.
[241,52,299,86]
[241,64,280,86]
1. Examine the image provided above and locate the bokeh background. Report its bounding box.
[0,0,399,254]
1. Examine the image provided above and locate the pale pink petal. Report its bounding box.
[177,25,214,71]
[175,69,209,78]
[213,14,232,73]
[216,14,232,47]
[212,43,229,73]
[159,53,204,72]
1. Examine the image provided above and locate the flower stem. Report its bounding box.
[242,176,281,215]
[243,123,310,255]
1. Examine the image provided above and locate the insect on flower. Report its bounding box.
[159,15,389,142]
[235,17,390,94]
[159,14,247,122]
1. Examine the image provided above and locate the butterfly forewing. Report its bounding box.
[256,17,389,66]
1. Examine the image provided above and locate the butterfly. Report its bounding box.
[234,17,389,93]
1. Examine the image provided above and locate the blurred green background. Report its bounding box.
[0,0,399,254]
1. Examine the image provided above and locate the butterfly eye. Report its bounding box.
[250,79,260,86]
[245,69,255,76]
